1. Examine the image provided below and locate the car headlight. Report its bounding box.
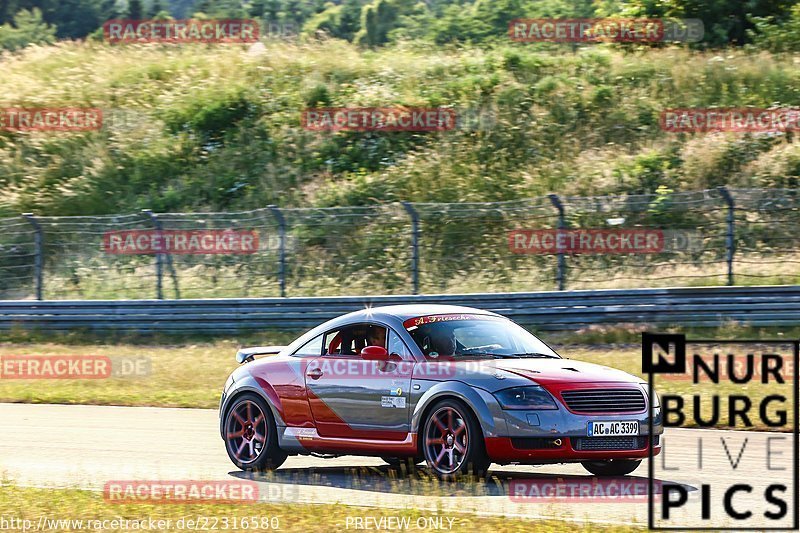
[493,385,558,410]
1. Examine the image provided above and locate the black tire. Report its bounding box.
[421,398,490,480]
[223,393,287,472]
[582,459,642,477]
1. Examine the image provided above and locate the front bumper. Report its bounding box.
[486,434,661,463]
[485,395,663,463]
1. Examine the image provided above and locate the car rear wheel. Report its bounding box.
[582,459,642,477]
[422,398,489,480]
[224,393,287,471]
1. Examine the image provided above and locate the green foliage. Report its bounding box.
[355,0,409,47]
[148,0,164,18]
[304,0,365,41]
[2,41,800,219]
[750,3,800,52]
[0,8,55,51]
[626,0,796,46]
[2,0,800,46]
[127,0,143,19]
[303,3,347,39]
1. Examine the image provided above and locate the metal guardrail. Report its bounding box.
[2,285,799,333]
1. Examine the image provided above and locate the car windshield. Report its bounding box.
[403,314,560,359]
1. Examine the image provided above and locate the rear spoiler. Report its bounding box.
[235,346,286,364]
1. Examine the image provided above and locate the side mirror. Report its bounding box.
[360,345,390,361]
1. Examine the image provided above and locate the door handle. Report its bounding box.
[306,368,323,380]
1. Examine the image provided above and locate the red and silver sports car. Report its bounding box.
[219,305,662,479]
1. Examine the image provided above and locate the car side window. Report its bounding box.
[324,323,389,356]
[324,324,364,356]
[292,334,323,356]
[324,330,340,355]
[388,329,412,359]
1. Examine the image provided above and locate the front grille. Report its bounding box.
[510,437,563,450]
[560,388,646,413]
[573,436,647,451]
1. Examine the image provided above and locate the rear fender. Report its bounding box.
[219,374,285,439]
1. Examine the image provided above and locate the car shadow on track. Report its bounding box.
[229,466,694,498]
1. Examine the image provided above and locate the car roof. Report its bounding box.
[281,304,507,355]
[343,304,502,322]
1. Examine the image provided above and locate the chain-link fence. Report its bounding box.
[1,187,799,300]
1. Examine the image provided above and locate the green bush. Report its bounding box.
[0,9,55,52]
[2,41,800,220]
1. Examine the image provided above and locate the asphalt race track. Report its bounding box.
[1,403,795,528]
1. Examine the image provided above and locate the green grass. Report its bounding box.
[0,485,638,532]
[4,41,800,219]
[4,41,800,297]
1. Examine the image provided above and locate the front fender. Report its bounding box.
[410,381,508,438]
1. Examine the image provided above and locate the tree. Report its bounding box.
[0,1,20,25]
[100,0,120,20]
[250,0,267,18]
[0,8,57,51]
[51,0,103,38]
[355,0,408,46]
[627,0,795,45]
[751,3,800,51]
[303,4,345,38]
[148,0,163,18]
[193,0,212,16]
[339,0,363,38]
[261,0,280,21]
[127,0,143,19]
[169,0,196,18]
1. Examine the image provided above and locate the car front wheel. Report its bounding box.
[421,398,489,480]
[582,459,642,477]
[224,393,287,471]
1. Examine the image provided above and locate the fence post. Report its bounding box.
[547,194,566,291]
[402,202,420,295]
[268,205,287,297]
[142,209,163,300]
[718,187,735,286]
[22,213,43,300]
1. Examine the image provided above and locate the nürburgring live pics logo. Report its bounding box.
[643,333,799,530]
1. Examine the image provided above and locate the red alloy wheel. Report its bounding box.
[424,406,468,475]
[225,399,268,464]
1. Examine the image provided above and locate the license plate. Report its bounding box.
[587,421,639,437]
